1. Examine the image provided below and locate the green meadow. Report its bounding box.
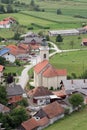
[50,50,87,77]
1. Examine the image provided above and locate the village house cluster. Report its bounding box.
[0,17,87,130]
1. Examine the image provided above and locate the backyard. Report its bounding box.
[44,106,87,130]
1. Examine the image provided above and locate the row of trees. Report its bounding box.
[0,4,18,13]
[0,84,29,130]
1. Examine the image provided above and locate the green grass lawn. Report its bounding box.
[4,66,24,75]
[50,50,87,77]
[44,107,87,130]
[50,34,87,50]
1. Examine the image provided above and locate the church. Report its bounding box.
[34,39,67,89]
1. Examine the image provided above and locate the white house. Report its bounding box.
[0,48,16,63]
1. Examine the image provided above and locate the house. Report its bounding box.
[27,86,59,105]
[18,43,30,53]
[0,17,16,28]
[48,29,79,36]
[0,65,4,81]
[34,60,67,89]
[0,48,15,63]
[81,38,87,46]
[0,103,10,114]
[6,44,29,60]
[21,32,44,44]
[0,20,11,28]
[6,84,25,104]
[35,101,64,124]
[21,116,49,130]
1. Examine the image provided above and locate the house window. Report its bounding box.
[44,54,46,59]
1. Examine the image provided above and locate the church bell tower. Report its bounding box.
[39,38,49,62]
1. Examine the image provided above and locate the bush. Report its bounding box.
[64,108,70,115]
[50,86,54,90]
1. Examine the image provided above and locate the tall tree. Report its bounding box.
[0,85,8,105]
[6,4,13,13]
[56,34,63,42]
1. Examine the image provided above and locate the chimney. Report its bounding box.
[71,80,73,84]
[84,79,85,83]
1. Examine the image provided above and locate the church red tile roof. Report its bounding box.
[43,65,67,77]
[42,101,64,119]
[34,60,49,73]
[34,60,67,77]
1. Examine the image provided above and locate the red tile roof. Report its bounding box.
[34,60,49,73]
[0,65,4,72]
[0,20,9,25]
[18,43,29,50]
[22,118,38,130]
[28,86,53,97]
[6,44,26,56]
[21,117,49,130]
[37,117,49,127]
[82,38,87,42]
[52,89,66,98]
[56,69,67,76]
[43,65,67,77]
[42,101,64,119]
[83,26,87,30]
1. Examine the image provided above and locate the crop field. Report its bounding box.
[50,50,87,77]
[44,107,87,130]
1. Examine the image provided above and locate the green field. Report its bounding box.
[50,50,87,77]
[44,107,87,130]
[4,66,24,75]
[50,34,87,50]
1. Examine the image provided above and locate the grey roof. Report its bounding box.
[34,109,47,119]
[76,88,87,96]
[49,29,79,35]
[63,79,87,90]
[6,84,24,97]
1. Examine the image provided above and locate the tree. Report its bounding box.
[6,73,14,84]
[6,4,13,13]
[10,106,28,127]
[0,57,6,65]
[30,0,35,6]
[81,69,87,79]
[56,34,63,42]
[69,93,84,108]
[0,85,8,105]
[46,35,50,41]
[0,5,5,13]
[17,98,28,107]
[57,9,62,15]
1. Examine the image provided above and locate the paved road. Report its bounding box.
[17,64,34,89]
